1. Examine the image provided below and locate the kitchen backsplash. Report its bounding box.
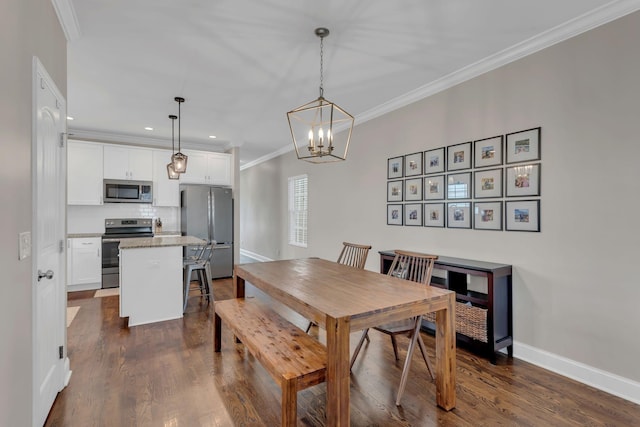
[67,205,179,234]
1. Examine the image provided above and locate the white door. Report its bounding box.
[33,58,67,427]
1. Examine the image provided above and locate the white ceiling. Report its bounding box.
[63,0,638,166]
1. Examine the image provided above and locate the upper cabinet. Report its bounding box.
[68,140,104,205]
[180,150,231,186]
[152,150,180,207]
[103,145,153,181]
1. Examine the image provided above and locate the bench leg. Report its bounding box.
[281,379,297,427]
[214,312,222,352]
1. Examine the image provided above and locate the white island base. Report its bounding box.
[119,236,205,326]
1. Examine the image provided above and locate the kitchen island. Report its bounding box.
[119,235,205,326]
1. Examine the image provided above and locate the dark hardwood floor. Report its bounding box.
[47,279,639,426]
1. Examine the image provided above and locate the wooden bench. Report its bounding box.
[214,298,327,427]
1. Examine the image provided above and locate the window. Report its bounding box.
[288,174,308,247]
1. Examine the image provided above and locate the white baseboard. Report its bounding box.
[63,357,72,387]
[239,248,274,263]
[515,341,640,405]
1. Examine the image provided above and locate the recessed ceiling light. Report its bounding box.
[209,135,217,139]
[67,116,74,120]
[144,127,153,131]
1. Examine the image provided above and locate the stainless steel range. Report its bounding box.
[101,218,154,288]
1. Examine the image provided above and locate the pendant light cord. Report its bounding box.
[319,35,324,98]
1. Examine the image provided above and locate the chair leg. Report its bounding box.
[203,262,213,304]
[183,265,193,313]
[350,329,370,370]
[395,316,423,406]
[390,335,399,361]
[417,333,434,380]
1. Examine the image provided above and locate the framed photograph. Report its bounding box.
[424,175,445,200]
[474,135,503,168]
[506,127,541,164]
[404,203,423,226]
[424,147,445,174]
[404,152,423,177]
[447,142,471,171]
[387,180,403,202]
[387,156,404,179]
[424,203,445,228]
[474,168,502,199]
[506,164,540,197]
[447,202,471,229]
[447,172,471,199]
[387,204,403,226]
[474,201,503,231]
[505,200,540,232]
[404,178,423,201]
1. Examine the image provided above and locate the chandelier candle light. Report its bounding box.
[171,96,188,173]
[166,114,180,180]
[287,27,354,163]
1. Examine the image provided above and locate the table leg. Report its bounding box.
[234,271,245,298]
[325,316,350,426]
[435,292,456,410]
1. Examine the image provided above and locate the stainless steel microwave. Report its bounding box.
[103,179,153,203]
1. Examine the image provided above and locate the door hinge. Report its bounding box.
[59,240,64,253]
[59,132,66,148]
[59,345,64,359]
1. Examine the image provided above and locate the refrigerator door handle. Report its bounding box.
[207,189,214,242]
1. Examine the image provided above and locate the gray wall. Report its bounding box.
[0,1,67,425]
[240,11,640,383]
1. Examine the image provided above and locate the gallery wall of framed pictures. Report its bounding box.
[386,126,541,232]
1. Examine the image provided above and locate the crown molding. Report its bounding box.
[68,128,232,152]
[51,0,81,42]
[356,0,640,127]
[240,143,293,171]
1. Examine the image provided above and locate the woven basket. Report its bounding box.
[424,302,488,343]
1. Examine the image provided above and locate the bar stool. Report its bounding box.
[183,241,214,313]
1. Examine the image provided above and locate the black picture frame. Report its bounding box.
[424,147,445,174]
[387,156,404,179]
[506,127,541,164]
[387,180,403,202]
[474,135,503,168]
[474,168,503,199]
[404,152,423,177]
[505,164,541,197]
[424,203,445,228]
[404,203,423,226]
[405,178,423,201]
[446,172,472,200]
[447,202,471,229]
[505,199,540,232]
[474,201,503,231]
[387,204,403,226]
[447,141,472,171]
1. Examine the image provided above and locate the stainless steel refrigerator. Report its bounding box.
[180,185,234,279]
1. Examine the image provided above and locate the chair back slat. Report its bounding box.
[337,242,372,270]
[387,250,437,285]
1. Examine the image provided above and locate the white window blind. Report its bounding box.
[288,174,308,247]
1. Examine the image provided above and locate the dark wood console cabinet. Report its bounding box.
[379,250,513,362]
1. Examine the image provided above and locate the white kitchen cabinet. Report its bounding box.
[152,149,179,207]
[180,150,231,185]
[103,145,153,181]
[67,140,104,205]
[67,237,102,291]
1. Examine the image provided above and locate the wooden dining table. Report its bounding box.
[234,257,456,426]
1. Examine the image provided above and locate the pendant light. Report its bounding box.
[287,27,354,163]
[166,114,180,180]
[171,96,188,173]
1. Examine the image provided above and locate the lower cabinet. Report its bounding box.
[379,250,513,363]
[67,237,102,291]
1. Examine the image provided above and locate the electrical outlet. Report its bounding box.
[19,231,31,260]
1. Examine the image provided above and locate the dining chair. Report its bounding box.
[349,249,438,406]
[183,241,215,313]
[305,242,372,333]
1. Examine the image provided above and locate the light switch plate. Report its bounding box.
[19,231,31,260]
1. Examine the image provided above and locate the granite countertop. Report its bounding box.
[119,235,205,249]
[68,233,103,238]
